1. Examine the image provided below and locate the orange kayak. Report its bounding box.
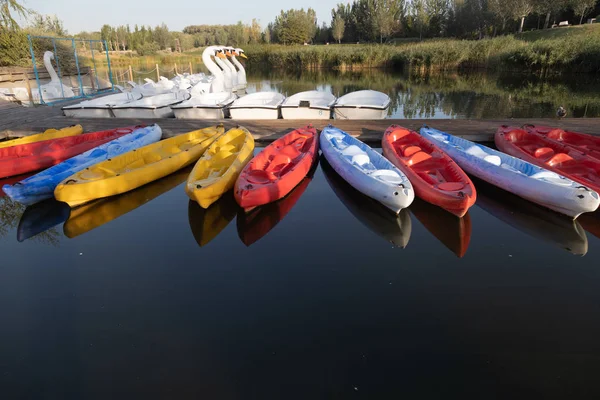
[382,125,476,217]
[496,126,600,194]
[234,125,318,210]
[524,124,600,161]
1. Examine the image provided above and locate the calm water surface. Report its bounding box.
[2,149,600,398]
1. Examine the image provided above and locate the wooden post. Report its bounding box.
[189,61,193,74]
[128,65,133,82]
[174,63,178,74]
[156,64,160,81]
[23,73,34,107]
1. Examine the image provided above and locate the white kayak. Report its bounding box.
[280,90,336,119]
[333,90,390,120]
[111,91,190,118]
[172,92,237,119]
[62,92,143,118]
[320,125,414,214]
[229,92,285,119]
[420,126,600,218]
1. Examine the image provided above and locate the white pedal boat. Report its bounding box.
[420,126,600,218]
[111,91,190,119]
[320,125,414,214]
[333,90,390,120]
[280,91,336,119]
[62,92,142,118]
[229,92,285,119]
[172,92,237,119]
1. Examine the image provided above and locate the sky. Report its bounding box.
[21,0,340,34]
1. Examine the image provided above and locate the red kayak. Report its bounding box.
[524,124,600,161]
[382,125,476,217]
[0,126,144,178]
[234,125,318,210]
[496,126,600,193]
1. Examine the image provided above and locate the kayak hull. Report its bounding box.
[382,125,476,217]
[186,127,255,209]
[235,125,318,210]
[0,125,82,149]
[54,125,223,207]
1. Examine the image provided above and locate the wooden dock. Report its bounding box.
[2,99,600,144]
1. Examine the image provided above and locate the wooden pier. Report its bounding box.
[2,99,600,144]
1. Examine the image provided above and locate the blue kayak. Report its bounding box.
[3,124,162,206]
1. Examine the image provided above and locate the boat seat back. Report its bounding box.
[484,155,502,166]
[351,153,370,166]
[531,170,571,186]
[279,144,302,159]
[401,145,422,157]
[247,169,278,184]
[341,145,363,157]
[548,152,574,166]
[370,169,403,184]
[88,148,107,158]
[534,147,555,159]
[265,154,292,174]
[408,151,432,166]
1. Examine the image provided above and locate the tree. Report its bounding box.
[412,0,430,39]
[373,0,405,43]
[489,0,513,32]
[426,0,450,36]
[0,0,30,29]
[331,13,345,43]
[571,0,597,25]
[272,8,318,44]
[533,0,569,29]
[508,0,534,33]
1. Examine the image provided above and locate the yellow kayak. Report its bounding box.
[64,166,191,238]
[55,125,224,207]
[186,126,254,208]
[188,192,238,247]
[0,125,83,149]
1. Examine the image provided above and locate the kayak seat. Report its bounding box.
[247,169,278,184]
[143,152,163,164]
[438,182,465,191]
[408,151,432,166]
[265,154,292,175]
[548,152,574,166]
[351,153,371,166]
[531,171,571,186]
[534,147,554,159]
[484,155,502,166]
[88,148,107,158]
[341,145,364,157]
[370,169,404,184]
[279,144,302,159]
[401,145,422,157]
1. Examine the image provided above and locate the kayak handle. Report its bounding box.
[65,179,77,185]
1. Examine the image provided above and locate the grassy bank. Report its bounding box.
[241,25,600,73]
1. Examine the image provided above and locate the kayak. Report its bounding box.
[409,198,471,258]
[322,157,411,249]
[235,125,318,210]
[63,166,190,238]
[186,126,255,209]
[382,125,476,217]
[475,177,588,256]
[54,125,224,207]
[496,126,600,196]
[0,126,141,178]
[421,126,600,218]
[0,125,82,149]
[188,193,238,247]
[524,124,600,161]
[320,125,414,214]
[4,125,158,206]
[17,199,71,242]
[237,159,318,247]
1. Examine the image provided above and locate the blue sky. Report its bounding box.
[22,0,340,33]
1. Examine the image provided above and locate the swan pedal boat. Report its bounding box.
[0,125,82,149]
[421,126,600,218]
[0,126,140,178]
[524,124,600,161]
[186,126,255,208]
[333,90,390,120]
[496,126,600,196]
[280,91,336,119]
[4,125,155,206]
[62,92,143,118]
[235,125,318,210]
[382,125,476,217]
[111,91,190,118]
[172,92,237,119]
[320,125,414,214]
[229,92,285,119]
[54,125,224,207]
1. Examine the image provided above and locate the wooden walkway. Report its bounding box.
[2,100,600,144]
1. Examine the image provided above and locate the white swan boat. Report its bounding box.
[111,91,190,118]
[333,90,390,119]
[280,91,336,119]
[62,92,143,118]
[229,92,285,119]
[172,92,237,119]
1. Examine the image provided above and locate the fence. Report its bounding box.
[110,62,195,87]
[27,35,115,106]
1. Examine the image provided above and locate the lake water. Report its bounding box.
[2,148,600,397]
[106,65,600,119]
